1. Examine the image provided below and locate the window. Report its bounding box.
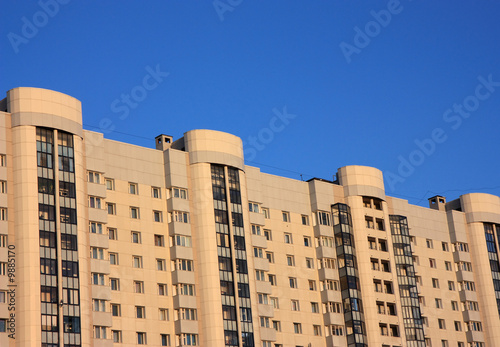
[172,235,192,247]
[442,241,449,251]
[293,322,302,334]
[130,207,140,219]
[105,178,114,190]
[262,208,270,219]
[155,234,165,247]
[286,255,295,266]
[271,297,279,309]
[133,256,143,268]
[110,278,120,291]
[112,330,122,343]
[426,239,433,248]
[448,281,455,291]
[136,306,146,319]
[90,247,104,260]
[429,258,436,268]
[374,280,382,293]
[368,237,377,249]
[157,283,168,296]
[303,236,311,247]
[0,291,5,303]
[161,334,171,346]
[266,252,274,263]
[387,303,396,315]
[170,187,187,199]
[381,260,390,272]
[129,183,138,194]
[301,215,309,225]
[174,284,195,296]
[249,202,259,213]
[454,321,462,331]
[178,334,198,346]
[88,171,101,184]
[263,229,272,240]
[284,233,292,244]
[453,242,469,252]
[256,270,266,281]
[384,281,393,294]
[132,231,141,244]
[365,216,374,229]
[268,274,277,286]
[258,293,269,305]
[289,277,297,288]
[159,308,169,321]
[152,187,161,198]
[272,320,281,332]
[157,259,166,271]
[154,211,162,222]
[108,228,117,240]
[107,202,116,215]
[418,296,425,306]
[373,199,382,210]
[0,181,6,194]
[170,211,189,223]
[251,224,261,235]
[438,319,446,329]
[311,302,319,313]
[282,211,290,222]
[380,323,388,336]
[435,298,443,309]
[376,302,384,315]
[176,308,197,321]
[0,154,5,166]
[260,316,270,328]
[308,280,317,291]
[441,340,449,347]
[174,259,194,271]
[378,239,388,251]
[134,281,144,293]
[445,261,452,271]
[89,196,102,209]
[306,257,314,269]
[93,299,106,312]
[317,211,330,226]
[363,197,371,208]
[291,299,300,311]
[94,326,107,339]
[111,304,121,317]
[319,258,336,269]
[137,332,147,345]
[390,325,399,337]
[313,325,321,336]
[376,219,385,231]
[92,273,105,285]
[451,301,459,311]
[371,258,380,271]
[254,247,264,258]
[432,278,439,288]
[89,221,103,234]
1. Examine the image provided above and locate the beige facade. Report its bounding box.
[0,87,499,347]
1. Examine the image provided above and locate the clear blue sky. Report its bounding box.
[2,1,500,206]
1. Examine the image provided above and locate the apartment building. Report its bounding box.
[0,87,499,347]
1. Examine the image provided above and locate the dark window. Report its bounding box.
[63,316,80,333]
[238,283,250,298]
[62,261,78,277]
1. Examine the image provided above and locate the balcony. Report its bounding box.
[92,311,112,327]
[251,234,268,249]
[255,280,272,294]
[90,259,110,274]
[249,211,265,226]
[175,319,199,334]
[171,270,195,285]
[315,246,335,259]
[258,303,274,317]
[89,232,109,249]
[173,295,197,309]
[170,246,193,260]
[318,268,338,281]
[91,284,111,301]
[314,224,334,237]
[168,221,192,236]
[323,312,344,325]
[167,197,190,213]
[253,257,269,272]
[259,327,276,341]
